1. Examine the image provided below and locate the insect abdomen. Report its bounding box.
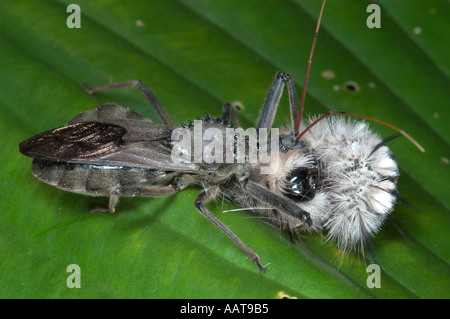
[31,159,166,196]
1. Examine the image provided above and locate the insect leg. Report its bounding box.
[256,72,299,133]
[118,185,178,198]
[91,185,179,213]
[195,186,266,273]
[108,191,119,213]
[221,102,242,128]
[172,174,197,191]
[89,192,120,214]
[83,80,174,128]
[285,75,300,134]
[244,181,312,228]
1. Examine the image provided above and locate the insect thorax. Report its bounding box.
[169,115,258,181]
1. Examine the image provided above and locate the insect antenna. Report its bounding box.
[293,0,424,154]
[369,133,403,157]
[297,110,426,153]
[395,193,421,212]
[388,217,415,246]
[295,0,327,134]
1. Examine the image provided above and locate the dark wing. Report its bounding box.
[19,122,126,162]
[19,103,198,172]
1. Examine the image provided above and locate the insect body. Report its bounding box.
[20,90,304,273]
[19,1,422,272]
[18,75,405,272]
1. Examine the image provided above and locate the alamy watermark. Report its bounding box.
[66,4,81,29]
[66,264,81,288]
[366,4,381,29]
[170,121,280,175]
[66,3,381,30]
[366,264,381,288]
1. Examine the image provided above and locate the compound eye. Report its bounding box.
[282,167,317,202]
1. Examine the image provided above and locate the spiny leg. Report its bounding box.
[83,80,174,128]
[195,186,266,273]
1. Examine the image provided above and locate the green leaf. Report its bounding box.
[0,0,448,298]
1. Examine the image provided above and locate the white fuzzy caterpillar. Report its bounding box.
[233,116,399,253]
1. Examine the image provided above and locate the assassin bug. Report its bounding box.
[19,0,423,272]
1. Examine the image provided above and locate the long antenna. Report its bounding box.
[295,0,327,133]
[297,110,425,153]
[293,0,425,153]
